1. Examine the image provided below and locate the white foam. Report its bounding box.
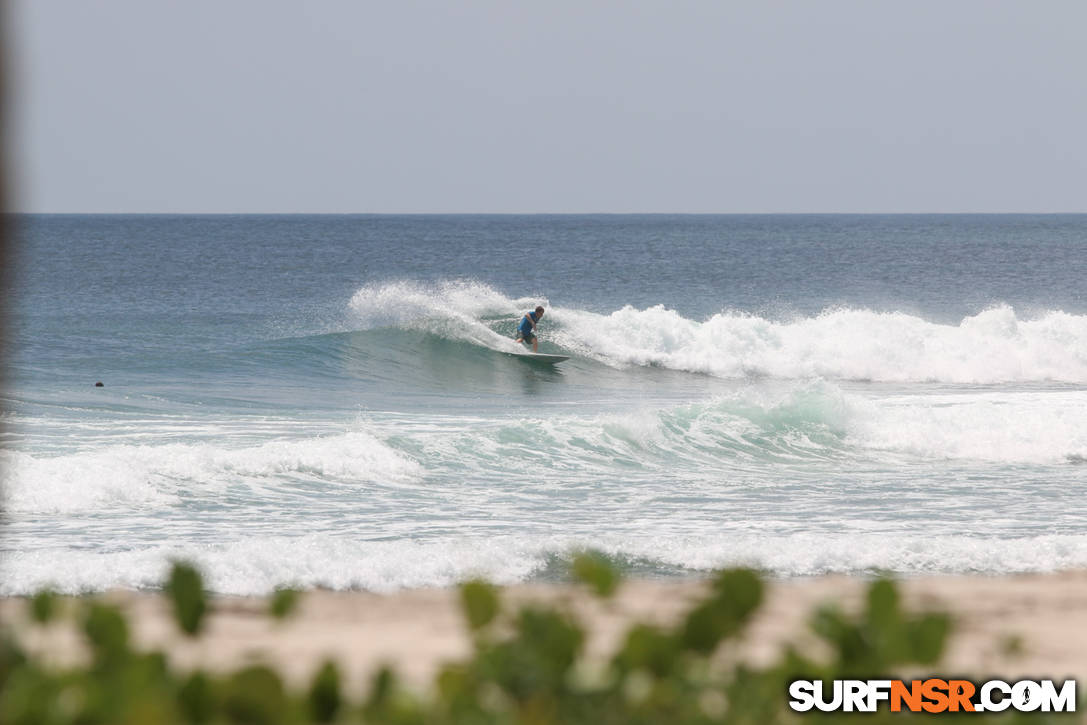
[846,391,1087,464]
[0,430,422,514]
[625,532,1087,577]
[553,304,1087,383]
[5,532,1086,596]
[0,536,545,596]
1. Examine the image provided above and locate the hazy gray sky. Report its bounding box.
[10,1,1087,213]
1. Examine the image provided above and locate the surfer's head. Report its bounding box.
[535,306,545,317]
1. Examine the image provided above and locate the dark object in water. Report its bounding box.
[95,381,104,387]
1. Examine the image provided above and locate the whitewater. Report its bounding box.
[3,214,1086,595]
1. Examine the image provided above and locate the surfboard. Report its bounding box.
[507,351,569,364]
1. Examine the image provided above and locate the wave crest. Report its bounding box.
[556,303,1087,383]
[344,281,1087,383]
[0,430,422,514]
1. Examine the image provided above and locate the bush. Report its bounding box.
[0,562,1065,723]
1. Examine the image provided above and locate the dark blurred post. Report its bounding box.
[0,1,8,526]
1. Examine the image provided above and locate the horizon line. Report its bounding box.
[6,210,1087,216]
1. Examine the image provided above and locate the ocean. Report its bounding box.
[2,214,1086,595]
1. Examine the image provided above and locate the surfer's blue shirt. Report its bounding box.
[519,312,538,335]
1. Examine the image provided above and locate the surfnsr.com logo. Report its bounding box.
[788,679,1076,713]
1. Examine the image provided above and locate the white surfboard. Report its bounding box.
[507,351,569,364]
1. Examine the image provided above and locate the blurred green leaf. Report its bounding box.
[269,588,300,620]
[166,562,207,637]
[910,612,951,664]
[681,568,763,654]
[367,665,397,710]
[83,602,130,667]
[178,670,216,724]
[616,624,678,678]
[29,590,58,625]
[571,550,621,598]
[308,660,342,723]
[461,579,500,631]
[516,607,582,675]
[478,607,584,702]
[811,578,951,676]
[710,568,764,617]
[363,665,427,724]
[0,635,28,693]
[0,664,56,725]
[224,665,285,725]
[866,578,900,626]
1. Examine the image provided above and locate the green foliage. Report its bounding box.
[83,601,130,667]
[615,623,680,678]
[571,550,621,598]
[460,578,500,631]
[681,568,763,654]
[474,606,584,702]
[224,665,287,725]
[165,561,207,637]
[810,577,951,675]
[30,589,59,625]
[270,588,301,620]
[1,559,1051,724]
[177,670,216,724]
[0,634,27,691]
[362,666,424,725]
[308,661,342,723]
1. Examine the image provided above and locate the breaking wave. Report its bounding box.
[346,281,1087,383]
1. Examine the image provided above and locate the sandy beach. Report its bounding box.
[4,572,1086,695]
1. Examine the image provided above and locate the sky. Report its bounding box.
[9,1,1087,213]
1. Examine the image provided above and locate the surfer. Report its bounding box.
[515,306,546,352]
